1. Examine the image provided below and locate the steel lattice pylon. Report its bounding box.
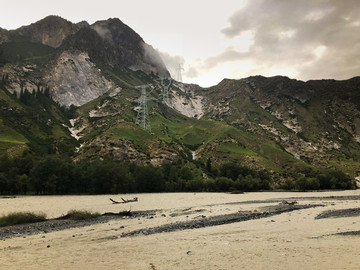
[160,77,172,105]
[135,85,153,131]
[175,63,184,82]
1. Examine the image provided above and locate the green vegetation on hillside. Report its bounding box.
[0,86,77,156]
[0,119,28,144]
[0,41,57,65]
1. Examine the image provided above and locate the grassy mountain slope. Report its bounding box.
[0,83,77,156]
[0,41,57,65]
[69,72,312,184]
[199,76,360,176]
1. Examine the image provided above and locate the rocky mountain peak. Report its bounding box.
[12,15,88,48]
[90,18,169,77]
[91,18,142,46]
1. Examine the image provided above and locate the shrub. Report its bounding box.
[185,178,206,192]
[205,178,217,192]
[65,210,101,220]
[318,170,356,190]
[295,177,320,191]
[214,177,235,192]
[0,212,47,227]
[280,178,295,190]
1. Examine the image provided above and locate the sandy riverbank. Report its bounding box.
[1,191,359,269]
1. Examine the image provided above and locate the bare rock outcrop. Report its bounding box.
[44,51,113,107]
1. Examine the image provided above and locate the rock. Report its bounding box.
[44,51,113,107]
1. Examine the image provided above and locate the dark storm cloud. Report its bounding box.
[206,0,360,80]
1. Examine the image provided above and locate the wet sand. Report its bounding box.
[1,191,359,269]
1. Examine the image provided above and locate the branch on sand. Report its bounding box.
[280,200,298,205]
[110,197,138,204]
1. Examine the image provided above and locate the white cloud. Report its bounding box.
[313,45,327,58]
[304,7,335,22]
[279,30,296,40]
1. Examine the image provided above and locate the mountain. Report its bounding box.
[0,16,359,189]
[9,15,88,48]
[200,76,360,171]
[62,18,169,76]
[0,15,169,106]
[68,75,360,180]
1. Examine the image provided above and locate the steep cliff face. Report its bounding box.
[44,51,114,107]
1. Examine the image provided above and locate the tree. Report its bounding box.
[185,177,205,192]
[220,163,242,180]
[317,170,355,189]
[206,158,212,174]
[0,173,8,194]
[44,87,50,97]
[30,156,73,194]
[135,165,165,192]
[0,154,12,174]
[295,176,320,191]
[179,167,193,181]
[214,177,234,192]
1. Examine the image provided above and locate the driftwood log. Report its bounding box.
[280,200,298,205]
[110,197,138,204]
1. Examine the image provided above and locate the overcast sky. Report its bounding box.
[1,0,359,87]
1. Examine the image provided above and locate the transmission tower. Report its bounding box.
[159,77,172,105]
[175,63,184,82]
[135,84,153,131]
